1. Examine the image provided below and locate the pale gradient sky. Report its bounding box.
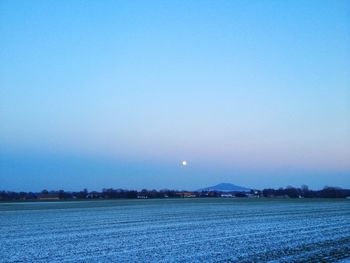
[1,0,349,191]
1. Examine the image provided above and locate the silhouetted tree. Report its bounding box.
[320,187,346,198]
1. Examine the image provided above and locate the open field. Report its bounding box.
[1,198,350,262]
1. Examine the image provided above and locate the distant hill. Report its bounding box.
[198,183,251,192]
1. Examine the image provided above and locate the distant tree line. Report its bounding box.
[0,188,184,201]
[0,186,349,201]
[262,186,350,198]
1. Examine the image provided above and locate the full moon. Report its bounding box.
[182,160,187,166]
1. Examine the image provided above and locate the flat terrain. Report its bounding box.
[1,198,350,262]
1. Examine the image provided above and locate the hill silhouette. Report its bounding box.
[198,183,251,192]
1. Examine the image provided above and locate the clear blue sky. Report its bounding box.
[1,0,349,191]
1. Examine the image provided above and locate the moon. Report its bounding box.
[182,160,187,166]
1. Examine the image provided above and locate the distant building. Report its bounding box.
[176,192,197,198]
[38,194,59,200]
[220,194,234,198]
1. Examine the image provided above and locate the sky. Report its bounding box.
[1,0,350,191]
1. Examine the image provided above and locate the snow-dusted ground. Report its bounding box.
[1,198,349,262]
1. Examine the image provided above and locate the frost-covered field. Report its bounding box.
[1,198,350,262]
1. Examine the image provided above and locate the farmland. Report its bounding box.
[1,198,349,262]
